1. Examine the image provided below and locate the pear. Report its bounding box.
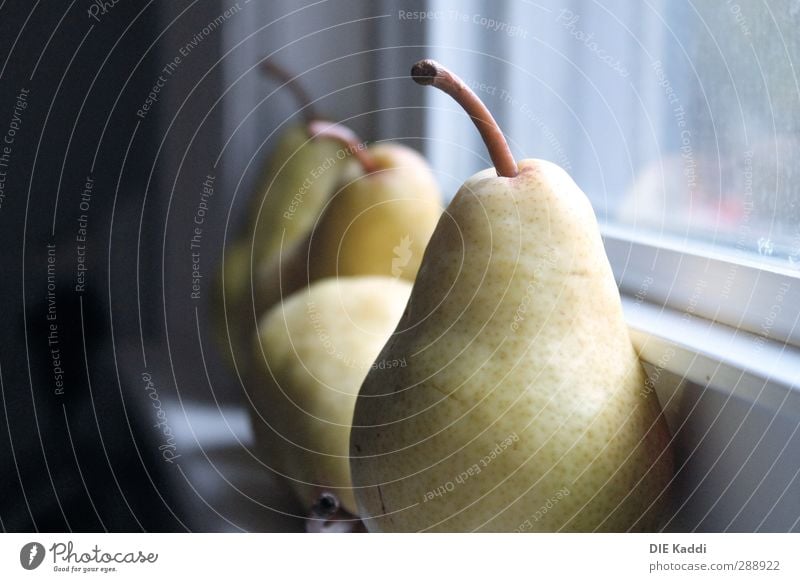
[248,276,412,524]
[244,125,346,265]
[253,125,442,315]
[308,142,442,281]
[245,59,346,263]
[349,60,674,532]
[215,62,349,365]
[216,127,347,367]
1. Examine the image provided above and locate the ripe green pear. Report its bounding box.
[350,159,674,532]
[245,125,347,265]
[249,276,412,516]
[254,142,442,315]
[215,126,348,364]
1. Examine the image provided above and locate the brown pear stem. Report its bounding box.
[411,59,518,178]
[259,59,319,123]
[308,120,378,174]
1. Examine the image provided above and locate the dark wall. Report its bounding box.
[0,0,195,532]
[0,0,428,532]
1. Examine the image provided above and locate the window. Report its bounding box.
[425,0,800,346]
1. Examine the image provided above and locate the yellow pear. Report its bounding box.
[248,276,412,521]
[245,59,347,262]
[308,142,443,281]
[349,60,674,532]
[254,128,442,316]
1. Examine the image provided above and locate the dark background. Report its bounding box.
[0,0,427,532]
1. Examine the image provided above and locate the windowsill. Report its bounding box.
[622,293,800,425]
[602,223,799,277]
[602,223,800,421]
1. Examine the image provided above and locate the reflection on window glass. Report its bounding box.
[617,0,799,266]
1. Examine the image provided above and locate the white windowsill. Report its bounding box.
[603,226,800,352]
[622,294,800,425]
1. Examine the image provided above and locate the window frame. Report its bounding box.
[605,225,800,417]
[604,226,800,352]
[620,281,800,424]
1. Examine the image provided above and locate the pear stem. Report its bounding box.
[307,120,379,174]
[259,59,319,123]
[411,59,518,178]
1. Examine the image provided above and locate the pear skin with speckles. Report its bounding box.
[249,276,412,515]
[349,159,674,532]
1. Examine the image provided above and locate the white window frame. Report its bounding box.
[606,228,800,419]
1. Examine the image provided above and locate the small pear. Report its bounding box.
[308,143,443,281]
[349,60,674,532]
[215,63,348,364]
[244,125,347,266]
[245,59,348,262]
[248,276,412,521]
[254,126,442,315]
[216,128,347,366]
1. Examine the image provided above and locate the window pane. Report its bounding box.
[426,0,800,268]
[618,0,800,267]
